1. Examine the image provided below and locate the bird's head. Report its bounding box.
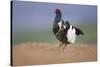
[54,9,61,15]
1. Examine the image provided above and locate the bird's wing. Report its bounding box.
[75,27,84,35]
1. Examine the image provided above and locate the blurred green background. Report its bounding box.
[12,23,97,44]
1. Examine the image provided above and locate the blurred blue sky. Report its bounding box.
[12,1,97,32]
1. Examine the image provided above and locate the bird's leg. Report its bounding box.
[57,42,63,49]
[63,44,67,52]
[58,42,63,47]
[57,43,62,48]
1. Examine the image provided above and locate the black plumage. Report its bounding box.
[53,9,84,50]
[53,9,66,43]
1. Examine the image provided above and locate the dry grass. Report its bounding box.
[12,42,97,66]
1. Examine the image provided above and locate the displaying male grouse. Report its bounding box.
[53,9,84,50]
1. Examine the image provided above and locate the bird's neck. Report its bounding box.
[53,13,62,28]
[55,13,62,23]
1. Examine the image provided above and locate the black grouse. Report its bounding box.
[53,9,84,50]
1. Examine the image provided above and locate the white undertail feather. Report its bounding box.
[67,25,76,43]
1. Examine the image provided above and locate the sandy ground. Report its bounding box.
[12,42,97,66]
